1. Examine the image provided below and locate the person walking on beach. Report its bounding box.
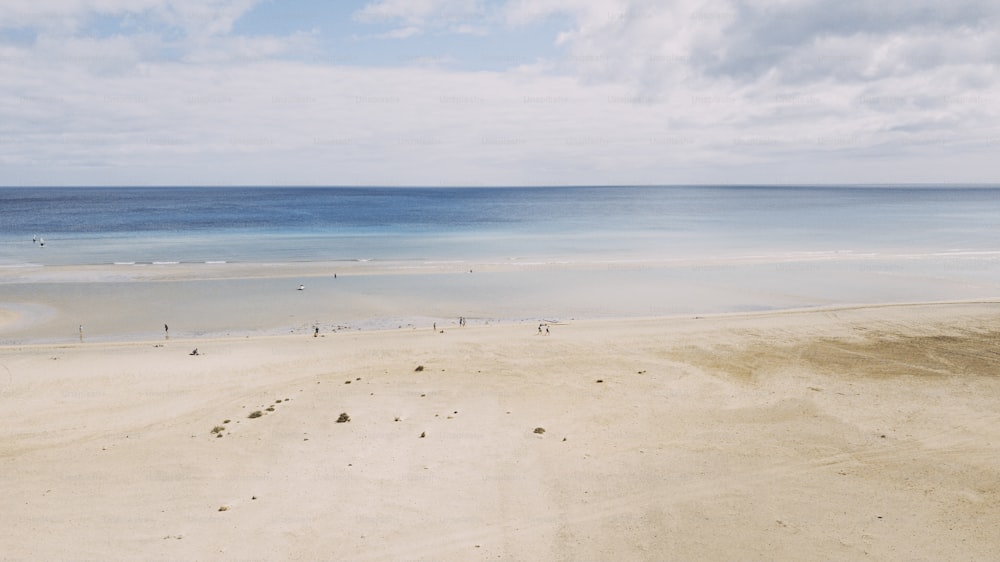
[164,324,169,338]
[545,326,550,335]
[79,324,83,342]
[314,326,319,337]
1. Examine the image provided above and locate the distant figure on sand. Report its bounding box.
[314,326,319,337]
[164,324,169,337]
[190,348,199,356]
[298,284,305,291]
[546,326,550,335]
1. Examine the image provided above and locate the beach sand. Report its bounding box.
[2,301,999,560]
[0,307,17,330]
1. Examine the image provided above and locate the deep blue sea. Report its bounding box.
[2,185,999,267]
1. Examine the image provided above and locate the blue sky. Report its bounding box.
[1,0,998,186]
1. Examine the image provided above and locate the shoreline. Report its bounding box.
[4,248,1000,282]
[3,298,999,349]
[2,253,999,345]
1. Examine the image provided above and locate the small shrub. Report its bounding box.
[533,427,546,434]
[248,410,263,419]
[414,365,424,372]
[266,406,275,412]
[211,426,226,434]
[223,419,231,424]
[337,412,351,423]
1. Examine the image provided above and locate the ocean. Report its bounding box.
[2,185,999,267]
[2,185,1000,342]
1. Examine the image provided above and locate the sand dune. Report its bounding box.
[2,302,999,560]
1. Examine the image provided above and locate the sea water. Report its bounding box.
[2,185,999,342]
[2,185,999,266]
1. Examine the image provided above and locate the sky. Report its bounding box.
[0,0,998,186]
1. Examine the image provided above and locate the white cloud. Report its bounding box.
[1,0,998,185]
[354,0,486,24]
[376,26,422,40]
[0,0,263,35]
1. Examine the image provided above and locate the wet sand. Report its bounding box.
[2,302,999,560]
[4,256,1000,344]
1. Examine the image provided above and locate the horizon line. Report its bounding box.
[3,182,1000,189]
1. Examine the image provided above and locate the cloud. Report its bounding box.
[376,26,422,39]
[1,0,998,185]
[354,0,493,37]
[0,0,264,37]
[355,0,486,24]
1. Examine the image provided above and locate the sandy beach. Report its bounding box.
[2,300,999,560]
